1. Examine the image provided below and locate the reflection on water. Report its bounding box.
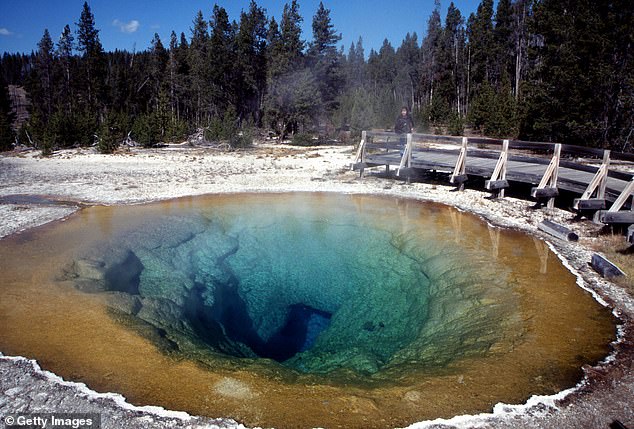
[0,193,616,429]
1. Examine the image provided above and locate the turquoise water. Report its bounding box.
[63,194,518,377]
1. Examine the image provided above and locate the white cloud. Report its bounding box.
[112,19,140,34]
[0,28,14,36]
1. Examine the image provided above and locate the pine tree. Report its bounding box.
[149,33,168,106]
[265,2,317,137]
[279,0,305,71]
[441,4,466,116]
[0,73,15,151]
[492,72,517,137]
[173,32,191,121]
[511,0,530,100]
[395,33,421,111]
[36,29,55,118]
[266,17,285,80]
[308,2,344,115]
[309,2,340,56]
[189,10,209,125]
[365,39,399,126]
[519,0,634,147]
[235,0,268,124]
[350,88,377,133]
[492,0,513,85]
[420,0,442,111]
[97,112,122,153]
[167,31,179,120]
[56,24,74,113]
[75,1,106,114]
[265,69,322,139]
[468,79,494,132]
[208,5,236,116]
[467,0,494,90]
[346,37,366,87]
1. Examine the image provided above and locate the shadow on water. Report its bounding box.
[104,250,143,295]
[185,278,332,362]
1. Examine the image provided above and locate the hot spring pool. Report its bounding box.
[0,193,615,429]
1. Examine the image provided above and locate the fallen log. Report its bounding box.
[591,254,625,278]
[538,220,579,242]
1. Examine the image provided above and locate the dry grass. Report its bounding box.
[593,233,634,292]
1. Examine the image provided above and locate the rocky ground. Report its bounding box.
[0,143,632,429]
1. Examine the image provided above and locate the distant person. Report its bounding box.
[394,106,414,156]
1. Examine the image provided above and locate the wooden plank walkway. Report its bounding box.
[351,131,634,225]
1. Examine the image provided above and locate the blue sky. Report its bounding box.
[0,1,482,55]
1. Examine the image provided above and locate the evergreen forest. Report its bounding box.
[0,0,631,153]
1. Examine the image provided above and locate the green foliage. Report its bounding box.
[349,89,377,134]
[519,0,633,148]
[204,106,237,140]
[265,68,322,138]
[448,113,465,136]
[132,114,159,148]
[25,111,53,155]
[428,96,451,124]
[25,109,98,154]
[1,0,630,153]
[413,108,431,134]
[291,133,315,146]
[0,111,14,151]
[230,128,253,149]
[203,106,252,148]
[97,114,123,154]
[76,2,107,114]
[279,0,305,68]
[235,1,268,124]
[468,81,495,132]
[468,78,517,138]
[307,2,344,114]
[165,118,190,142]
[0,76,15,151]
[204,116,224,141]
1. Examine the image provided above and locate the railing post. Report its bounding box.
[597,150,610,200]
[450,136,468,191]
[485,139,509,198]
[608,178,634,213]
[396,133,413,178]
[573,149,610,212]
[407,133,413,168]
[547,143,561,208]
[359,130,367,177]
[531,143,561,208]
[594,177,634,224]
[406,133,413,183]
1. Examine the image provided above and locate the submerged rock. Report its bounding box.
[102,291,142,315]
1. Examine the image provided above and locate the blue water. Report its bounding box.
[67,193,516,376]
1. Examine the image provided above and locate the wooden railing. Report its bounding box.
[351,131,634,224]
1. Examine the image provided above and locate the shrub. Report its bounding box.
[448,113,465,136]
[132,113,159,148]
[97,113,125,153]
[291,133,315,146]
[229,129,253,149]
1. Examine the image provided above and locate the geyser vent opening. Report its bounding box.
[185,279,333,362]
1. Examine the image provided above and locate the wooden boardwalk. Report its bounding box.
[351,131,634,225]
